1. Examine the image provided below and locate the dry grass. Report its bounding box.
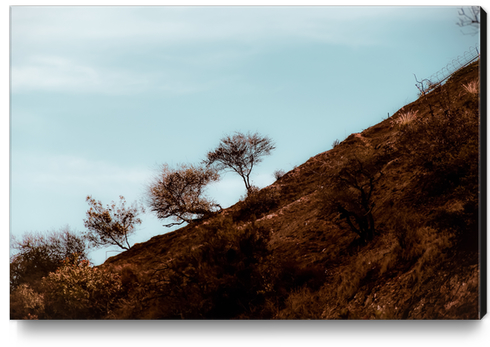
[411,226,453,284]
[463,79,479,95]
[391,110,419,129]
[336,254,376,303]
[276,287,323,319]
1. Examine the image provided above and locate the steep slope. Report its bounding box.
[103,60,482,319]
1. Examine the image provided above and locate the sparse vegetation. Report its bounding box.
[11,60,481,320]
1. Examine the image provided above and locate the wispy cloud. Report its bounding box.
[12,6,395,47]
[11,152,152,195]
[11,55,155,94]
[11,7,402,94]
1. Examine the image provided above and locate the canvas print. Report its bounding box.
[10,6,485,320]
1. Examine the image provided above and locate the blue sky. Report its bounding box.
[9,5,480,265]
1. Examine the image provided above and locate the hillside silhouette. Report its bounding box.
[11,60,481,320]
[97,59,482,319]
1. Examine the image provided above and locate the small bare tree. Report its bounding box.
[321,151,384,244]
[457,6,481,35]
[203,131,275,193]
[147,163,221,227]
[83,195,143,250]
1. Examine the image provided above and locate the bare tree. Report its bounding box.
[320,151,384,244]
[457,6,481,35]
[203,131,275,193]
[147,163,221,227]
[83,195,144,250]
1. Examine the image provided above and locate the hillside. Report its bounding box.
[102,60,482,319]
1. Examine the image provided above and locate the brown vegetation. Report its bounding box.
[11,60,482,320]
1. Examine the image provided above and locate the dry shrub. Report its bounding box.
[11,255,125,319]
[391,110,418,129]
[320,147,386,245]
[41,255,123,319]
[10,284,45,319]
[273,169,286,180]
[463,79,479,95]
[10,227,88,292]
